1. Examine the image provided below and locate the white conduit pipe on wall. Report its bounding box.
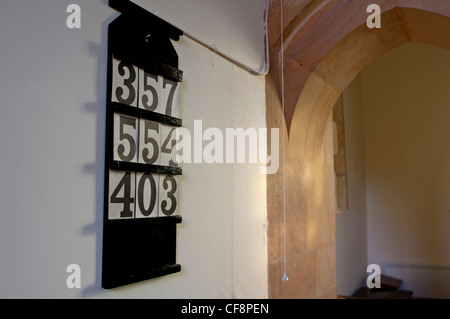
[153,0,270,76]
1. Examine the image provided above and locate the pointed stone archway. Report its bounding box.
[266,0,450,298]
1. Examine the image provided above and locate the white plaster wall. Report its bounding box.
[132,0,267,72]
[336,43,450,298]
[335,75,368,297]
[361,43,450,297]
[0,0,267,298]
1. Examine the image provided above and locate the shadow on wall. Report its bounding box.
[81,0,119,297]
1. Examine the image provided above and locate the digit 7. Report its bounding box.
[162,78,179,118]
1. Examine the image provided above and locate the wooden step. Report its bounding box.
[351,287,413,299]
[380,274,403,290]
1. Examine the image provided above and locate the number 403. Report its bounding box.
[108,171,178,220]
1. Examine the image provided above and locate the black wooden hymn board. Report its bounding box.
[102,0,183,289]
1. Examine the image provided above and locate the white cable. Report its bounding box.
[182,0,270,76]
[281,0,288,283]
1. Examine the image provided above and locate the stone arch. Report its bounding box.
[266,1,450,299]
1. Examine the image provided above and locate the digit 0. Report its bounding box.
[137,173,158,217]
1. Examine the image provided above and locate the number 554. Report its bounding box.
[113,114,179,167]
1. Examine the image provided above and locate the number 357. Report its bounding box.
[111,58,180,118]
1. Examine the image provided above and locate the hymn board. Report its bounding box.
[102,0,183,289]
